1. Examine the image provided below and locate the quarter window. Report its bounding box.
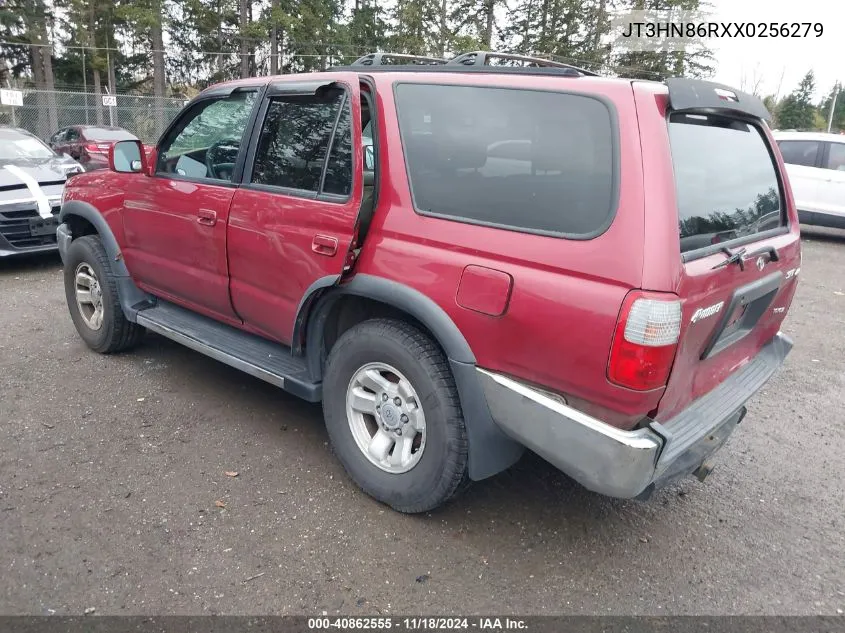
[394,83,616,236]
[251,91,352,196]
[824,142,845,171]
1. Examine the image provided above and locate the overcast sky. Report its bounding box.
[706,0,842,101]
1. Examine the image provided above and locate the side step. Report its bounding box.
[135,301,321,402]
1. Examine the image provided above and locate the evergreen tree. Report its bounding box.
[777,71,816,130]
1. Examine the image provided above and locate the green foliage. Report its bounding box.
[777,71,817,130]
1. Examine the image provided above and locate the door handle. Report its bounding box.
[197,209,217,226]
[312,234,338,256]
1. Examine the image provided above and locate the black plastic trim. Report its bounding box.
[681,226,790,263]
[449,359,525,480]
[391,81,621,241]
[666,77,772,122]
[700,271,782,360]
[798,210,845,229]
[328,65,595,79]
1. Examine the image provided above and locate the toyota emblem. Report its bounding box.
[756,257,765,271]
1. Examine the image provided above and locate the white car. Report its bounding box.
[773,131,845,229]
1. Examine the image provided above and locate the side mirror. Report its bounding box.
[364,145,375,171]
[110,140,147,174]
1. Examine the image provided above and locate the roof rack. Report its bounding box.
[351,53,448,66]
[447,51,599,76]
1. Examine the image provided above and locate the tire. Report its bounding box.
[63,235,144,354]
[323,318,470,513]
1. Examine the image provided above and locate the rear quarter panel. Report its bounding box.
[355,73,657,427]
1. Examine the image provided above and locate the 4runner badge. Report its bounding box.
[690,301,724,324]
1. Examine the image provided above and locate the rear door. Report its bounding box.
[638,93,801,420]
[776,137,824,212]
[226,74,364,344]
[817,140,845,217]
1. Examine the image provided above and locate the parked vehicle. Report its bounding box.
[0,126,83,257]
[56,52,800,512]
[49,125,139,171]
[773,131,845,229]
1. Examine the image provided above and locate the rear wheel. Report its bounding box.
[322,318,469,513]
[63,235,144,353]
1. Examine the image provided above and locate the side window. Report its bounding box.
[250,90,352,197]
[51,129,65,144]
[157,91,256,182]
[394,83,616,236]
[824,142,845,171]
[66,129,79,142]
[778,140,820,167]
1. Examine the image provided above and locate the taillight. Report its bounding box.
[607,291,682,391]
[84,142,110,153]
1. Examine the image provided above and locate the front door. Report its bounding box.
[122,89,259,323]
[227,74,364,343]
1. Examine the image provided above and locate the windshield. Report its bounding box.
[668,113,784,254]
[84,128,136,141]
[0,130,56,161]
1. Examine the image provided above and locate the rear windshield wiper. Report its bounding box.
[711,246,747,271]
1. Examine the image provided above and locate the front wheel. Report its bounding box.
[63,235,144,353]
[322,318,469,513]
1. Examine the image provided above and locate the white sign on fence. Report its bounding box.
[0,89,24,107]
[102,95,117,107]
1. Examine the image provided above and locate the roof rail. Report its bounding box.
[447,51,599,76]
[351,53,448,66]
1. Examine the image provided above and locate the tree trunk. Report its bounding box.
[539,0,549,50]
[438,0,447,57]
[30,43,48,137]
[239,0,249,78]
[87,0,103,125]
[152,0,166,98]
[92,69,104,125]
[217,0,225,76]
[39,12,59,133]
[270,0,279,74]
[483,0,494,48]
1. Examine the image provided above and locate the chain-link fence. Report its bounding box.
[0,89,187,144]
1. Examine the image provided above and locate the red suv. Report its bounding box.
[56,52,800,513]
[49,125,139,171]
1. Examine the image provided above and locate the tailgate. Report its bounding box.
[653,110,801,420]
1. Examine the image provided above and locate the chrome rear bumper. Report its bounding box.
[477,333,793,498]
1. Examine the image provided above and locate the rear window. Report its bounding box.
[84,128,136,141]
[668,113,784,254]
[394,83,616,237]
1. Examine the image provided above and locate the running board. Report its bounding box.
[136,301,321,402]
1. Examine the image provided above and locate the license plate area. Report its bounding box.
[29,216,58,237]
[700,272,781,359]
[701,272,783,360]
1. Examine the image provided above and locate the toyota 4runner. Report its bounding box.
[56,51,800,513]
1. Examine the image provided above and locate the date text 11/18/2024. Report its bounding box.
[307,617,528,630]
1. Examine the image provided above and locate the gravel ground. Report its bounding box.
[1,227,843,616]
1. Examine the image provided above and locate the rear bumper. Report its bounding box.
[478,332,793,498]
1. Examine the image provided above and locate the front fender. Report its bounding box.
[59,199,151,320]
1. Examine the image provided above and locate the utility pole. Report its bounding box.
[828,83,840,133]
